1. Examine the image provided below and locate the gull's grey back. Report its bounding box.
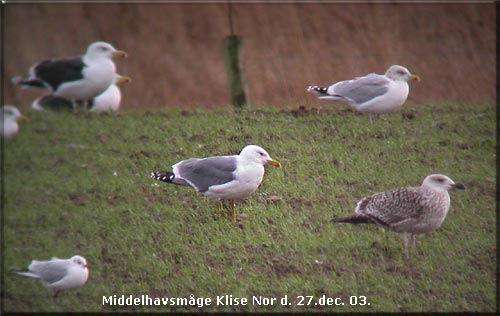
[332,73,389,105]
[177,156,237,192]
[30,260,69,284]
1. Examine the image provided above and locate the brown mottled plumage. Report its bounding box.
[334,174,465,257]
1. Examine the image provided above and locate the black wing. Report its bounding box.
[33,56,86,91]
[36,95,74,111]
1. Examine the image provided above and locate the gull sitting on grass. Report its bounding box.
[11,255,89,297]
[32,74,131,112]
[1,105,29,138]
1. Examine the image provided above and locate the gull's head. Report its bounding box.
[385,65,420,82]
[71,255,89,269]
[86,41,127,60]
[240,145,281,168]
[114,74,132,86]
[2,105,29,123]
[422,174,465,192]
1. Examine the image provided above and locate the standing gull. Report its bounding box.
[13,41,127,110]
[307,65,420,123]
[11,255,89,297]
[151,145,281,223]
[333,174,465,257]
[32,75,132,112]
[1,105,29,138]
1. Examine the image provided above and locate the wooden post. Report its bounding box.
[223,35,247,109]
[224,1,246,109]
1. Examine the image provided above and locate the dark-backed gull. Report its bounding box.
[13,41,127,109]
[151,145,281,223]
[32,75,131,112]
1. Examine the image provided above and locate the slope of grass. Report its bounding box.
[2,103,496,312]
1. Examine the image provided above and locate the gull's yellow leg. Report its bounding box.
[231,200,236,224]
[216,200,222,218]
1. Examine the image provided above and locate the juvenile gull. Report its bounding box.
[32,75,131,112]
[1,105,29,138]
[151,145,281,223]
[333,174,465,257]
[13,41,127,110]
[11,255,89,297]
[307,65,420,123]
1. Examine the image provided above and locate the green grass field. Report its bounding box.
[2,103,496,312]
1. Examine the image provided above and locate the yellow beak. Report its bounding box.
[267,159,281,168]
[410,74,421,82]
[116,75,132,85]
[18,115,30,123]
[113,50,128,59]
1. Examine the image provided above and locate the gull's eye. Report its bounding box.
[436,177,446,183]
[258,152,266,157]
[397,70,406,75]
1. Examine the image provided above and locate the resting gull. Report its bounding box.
[307,65,420,123]
[32,75,131,112]
[151,145,281,223]
[1,105,29,138]
[333,174,465,257]
[13,41,127,110]
[11,255,89,297]
[90,75,131,112]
